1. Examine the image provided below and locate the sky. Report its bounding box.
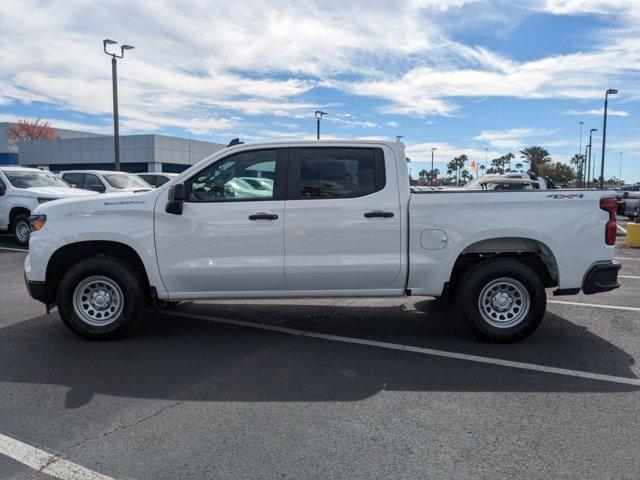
[0,0,639,182]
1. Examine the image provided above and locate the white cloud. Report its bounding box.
[566,108,629,117]
[474,128,557,149]
[0,0,638,136]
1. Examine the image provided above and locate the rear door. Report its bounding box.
[283,146,403,292]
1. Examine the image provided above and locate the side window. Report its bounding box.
[185,149,279,202]
[138,175,156,186]
[0,176,6,194]
[83,174,103,189]
[62,173,84,187]
[290,148,384,199]
[155,176,170,187]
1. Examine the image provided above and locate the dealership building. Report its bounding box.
[1,122,226,173]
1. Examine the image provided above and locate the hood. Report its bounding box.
[24,187,97,198]
[33,189,158,215]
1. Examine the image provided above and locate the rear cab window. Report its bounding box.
[287,147,385,199]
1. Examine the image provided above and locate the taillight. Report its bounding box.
[623,191,629,199]
[600,197,617,246]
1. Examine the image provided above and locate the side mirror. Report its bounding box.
[166,183,185,215]
[0,183,5,196]
[88,184,106,193]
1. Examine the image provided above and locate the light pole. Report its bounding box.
[103,39,134,171]
[600,88,618,188]
[578,121,584,180]
[430,147,437,186]
[484,148,488,173]
[395,135,404,142]
[586,128,597,187]
[315,110,327,140]
[619,151,623,184]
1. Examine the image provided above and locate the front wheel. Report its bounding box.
[12,214,30,246]
[456,258,547,343]
[57,256,147,340]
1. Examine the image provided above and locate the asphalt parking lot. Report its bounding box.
[1,220,639,479]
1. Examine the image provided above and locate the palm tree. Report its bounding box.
[479,164,486,175]
[515,162,523,172]
[461,169,471,184]
[519,146,551,175]
[447,159,457,185]
[569,154,584,187]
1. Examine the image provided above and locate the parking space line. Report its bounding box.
[165,311,640,387]
[620,275,640,279]
[549,300,640,312]
[618,225,627,234]
[0,246,27,253]
[615,257,640,262]
[0,432,113,480]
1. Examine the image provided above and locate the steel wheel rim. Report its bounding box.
[73,275,124,326]
[15,220,30,243]
[478,277,530,329]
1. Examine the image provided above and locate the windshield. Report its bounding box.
[102,173,151,190]
[3,170,69,189]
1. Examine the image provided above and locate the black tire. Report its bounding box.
[57,256,147,340]
[456,258,546,343]
[12,213,30,246]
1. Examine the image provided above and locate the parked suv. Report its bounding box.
[0,166,94,245]
[59,170,152,193]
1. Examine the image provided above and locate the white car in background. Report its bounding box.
[0,166,95,245]
[59,170,152,193]
[136,172,178,188]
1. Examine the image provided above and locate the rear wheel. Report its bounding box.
[57,256,147,340]
[456,258,546,342]
[12,214,30,246]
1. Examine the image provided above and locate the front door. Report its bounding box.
[284,146,402,292]
[155,148,287,298]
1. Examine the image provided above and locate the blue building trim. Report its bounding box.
[0,153,19,165]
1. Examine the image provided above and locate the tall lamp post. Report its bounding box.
[395,135,404,142]
[578,121,584,181]
[430,147,437,186]
[315,110,327,140]
[600,88,618,188]
[619,151,623,184]
[103,39,134,171]
[586,128,597,187]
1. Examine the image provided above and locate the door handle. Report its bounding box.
[249,213,279,220]
[364,211,394,218]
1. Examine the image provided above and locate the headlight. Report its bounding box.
[29,214,46,233]
[38,197,55,204]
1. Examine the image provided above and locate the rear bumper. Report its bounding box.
[582,262,621,295]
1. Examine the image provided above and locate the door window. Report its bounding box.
[83,174,103,189]
[62,173,84,187]
[185,149,280,202]
[289,148,384,199]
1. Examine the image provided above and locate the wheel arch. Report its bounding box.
[45,240,151,304]
[444,236,559,302]
[9,206,31,226]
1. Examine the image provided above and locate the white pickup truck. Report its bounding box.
[0,166,94,245]
[24,141,620,342]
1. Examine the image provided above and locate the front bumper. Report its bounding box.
[25,275,48,304]
[582,262,621,295]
